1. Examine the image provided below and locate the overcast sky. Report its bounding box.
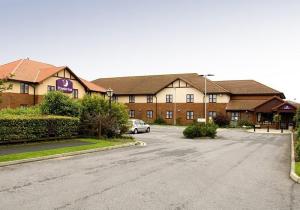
[0,0,299,101]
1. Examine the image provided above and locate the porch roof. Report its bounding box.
[226,99,267,111]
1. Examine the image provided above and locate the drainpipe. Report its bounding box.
[173,87,177,125]
[155,95,158,120]
[32,84,36,105]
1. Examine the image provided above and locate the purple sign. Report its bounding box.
[56,79,73,93]
[283,105,292,110]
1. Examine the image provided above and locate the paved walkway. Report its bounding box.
[0,126,299,210]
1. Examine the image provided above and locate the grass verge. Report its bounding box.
[295,162,300,176]
[0,138,134,163]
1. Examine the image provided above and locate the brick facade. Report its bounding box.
[125,102,227,125]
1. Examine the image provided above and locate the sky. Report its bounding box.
[0,0,299,101]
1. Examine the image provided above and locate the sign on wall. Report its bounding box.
[56,79,73,93]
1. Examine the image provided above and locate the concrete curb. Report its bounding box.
[0,140,146,167]
[290,133,300,183]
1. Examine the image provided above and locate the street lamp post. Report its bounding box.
[106,88,114,114]
[200,74,214,124]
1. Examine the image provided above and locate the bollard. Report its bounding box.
[267,125,269,132]
[281,127,283,133]
[254,125,256,132]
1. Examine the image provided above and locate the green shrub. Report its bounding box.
[295,109,300,128]
[295,141,300,161]
[0,106,41,116]
[238,119,254,127]
[183,123,218,139]
[40,91,81,117]
[80,95,129,138]
[183,125,199,139]
[213,114,230,127]
[0,115,79,143]
[154,116,166,125]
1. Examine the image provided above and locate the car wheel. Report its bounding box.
[146,127,150,133]
[134,129,138,134]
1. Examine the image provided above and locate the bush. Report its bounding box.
[40,91,81,117]
[295,109,300,128]
[0,115,79,143]
[296,141,300,161]
[80,95,129,138]
[154,116,166,125]
[213,114,230,127]
[238,119,254,127]
[183,123,218,139]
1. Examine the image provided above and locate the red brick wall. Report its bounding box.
[125,102,228,125]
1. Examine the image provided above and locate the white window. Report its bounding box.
[73,89,78,99]
[186,94,194,103]
[208,111,217,119]
[47,85,55,92]
[146,110,153,118]
[209,94,217,103]
[129,95,135,103]
[231,112,240,121]
[186,111,194,120]
[20,83,29,94]
[166,111,173,119]
[129,110,135,118]
[147,95,153,103]
[166,94,173,103]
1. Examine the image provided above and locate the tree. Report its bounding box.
[0,76,13,102]
[40,91,81,117]
[80,95,129,138]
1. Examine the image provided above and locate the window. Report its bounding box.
[186,111,194,120]
[147,95,153,103]
[146,110,153,118]
[231,112,240,121]
[20,83,29,94]
[73,89,78,99]
[209,94,217,103]
[166,94,173,103]
[208,111,217,119]
[129,110,135,118]
[129,95,135,103]
[47,85,55,92]
[166,111,173,119]
[186,94,194,103]
[112,95,118,102]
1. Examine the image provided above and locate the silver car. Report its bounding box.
[128,119,150,134]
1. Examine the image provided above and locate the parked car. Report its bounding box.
[128,119,150,134]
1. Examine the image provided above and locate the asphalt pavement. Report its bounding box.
[0,126,299,210]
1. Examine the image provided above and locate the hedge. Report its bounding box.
[183,123,218,139]
[0,115,79,143]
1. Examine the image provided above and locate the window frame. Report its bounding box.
[186,94,194,103]
[166,94,173,103]
[129,110,135,118]
[146,110,153,118]
[208,94,217,103]
[147,95,153,103]
[208,111,217,119]
[73,89,79,99]
[20,83,29,94]
[47,85,55,92]
[129,95,135,103]
[231,112,240,121]
[186,111,194,120]
[166,111,173,119]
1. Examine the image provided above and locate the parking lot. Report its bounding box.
[0,126,300,210]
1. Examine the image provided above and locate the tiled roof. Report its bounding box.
[215,80,284,98]
[93,73,229,95]
[226,99,267,111]
[79,78,106,93]
[0,58,106,93]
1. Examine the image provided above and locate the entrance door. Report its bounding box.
[280,113,294,129]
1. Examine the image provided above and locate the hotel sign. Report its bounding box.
[56,79,73,93]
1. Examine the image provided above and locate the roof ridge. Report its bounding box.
[34,69,41,83]
[11,59,25,74]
